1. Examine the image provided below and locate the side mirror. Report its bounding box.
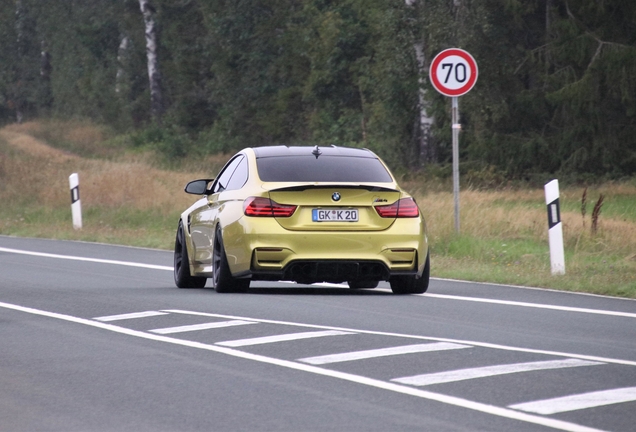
[184,179,214,195]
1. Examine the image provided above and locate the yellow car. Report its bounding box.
[173,146,429,294]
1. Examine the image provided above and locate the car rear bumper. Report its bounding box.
[274,259,394,284]
[223,217,428,282]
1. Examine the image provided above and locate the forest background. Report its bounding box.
[1,0,635,179]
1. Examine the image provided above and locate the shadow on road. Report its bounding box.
[244,285,394,296]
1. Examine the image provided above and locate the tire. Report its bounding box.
[174,221,207,288]
[348,280,379,289]
[389,253,430,294]
[212,226,250,293]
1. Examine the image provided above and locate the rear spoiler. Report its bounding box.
[269,184,398,193]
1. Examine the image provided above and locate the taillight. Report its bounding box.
[375,198,419,218]
[243,197,297,217]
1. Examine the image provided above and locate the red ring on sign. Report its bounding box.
[429,48,478,97]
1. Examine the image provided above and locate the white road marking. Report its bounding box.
[298,342,471,365]
[2,246,635,321]
[392,359,604,386]
[149,320,257,334]
[314,282,349,288]
[216,330,354,347]
[424,293,636,319]
[164,309,636,367]
[94,311,169,321]
[0,301,607,432]
[510,387,636,415]
[0,246,173,271]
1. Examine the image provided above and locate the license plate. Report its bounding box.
[312,208,359,222]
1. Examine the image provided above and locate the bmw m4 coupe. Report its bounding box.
[173,145,429,294]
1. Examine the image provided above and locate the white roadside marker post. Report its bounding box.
[69,173,82,230]
[544,179,565,275]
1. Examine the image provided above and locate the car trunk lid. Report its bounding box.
[267,185,400,231]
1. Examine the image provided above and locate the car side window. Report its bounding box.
[212,155,243,194]
[225,156,249,191]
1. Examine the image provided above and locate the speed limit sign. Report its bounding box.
[429,48,478,97]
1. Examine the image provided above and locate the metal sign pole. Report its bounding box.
[452,97,460,233]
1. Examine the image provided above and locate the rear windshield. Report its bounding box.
[256,156,393,183]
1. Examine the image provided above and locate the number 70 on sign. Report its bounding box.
[429,48,478,97]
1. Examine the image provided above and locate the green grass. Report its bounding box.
[431,236,636,296]
[0,205,180,250]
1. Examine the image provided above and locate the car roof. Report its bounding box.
[251,145,377,159]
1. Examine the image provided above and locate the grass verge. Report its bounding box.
[1,121,635,297]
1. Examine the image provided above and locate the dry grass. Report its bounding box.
[7,120,110,158]
[410,184,636,295]
[0,122,222,248]
[412,184,636,258]
[0,127,204,211]
[418,189,544,242]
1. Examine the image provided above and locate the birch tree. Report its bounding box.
[405,0,436,164]
[39,40,52,109]
[115,35,131,97]
[139,0,162,124]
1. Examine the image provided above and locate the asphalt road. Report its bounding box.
[1,235,635,432]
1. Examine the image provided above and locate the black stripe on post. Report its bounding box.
[546,198,560,229]
[70,186,80,204]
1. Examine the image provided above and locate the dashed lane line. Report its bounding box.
[94,311,170,321]
[149,320,258,335]
[298,342,471,365]
[0,301,607,432]
[163,309,636,367]
[392,359,604,387]
[510,387,636,415]
[216,330,354,347]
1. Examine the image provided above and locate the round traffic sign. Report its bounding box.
[429,48,478,97]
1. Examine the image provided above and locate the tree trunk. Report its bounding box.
[405,0,436,165]
[139,0,163,124]
[14,0,26,123]
[39,40,53,110]
[116,35,131,96]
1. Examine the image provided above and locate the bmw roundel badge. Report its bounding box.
[332,192,341,202]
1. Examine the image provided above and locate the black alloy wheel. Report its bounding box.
[212,226,250,293]
[174,221,207,288]
[389,252,430,294]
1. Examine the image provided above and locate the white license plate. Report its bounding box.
[312,208,359,222]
